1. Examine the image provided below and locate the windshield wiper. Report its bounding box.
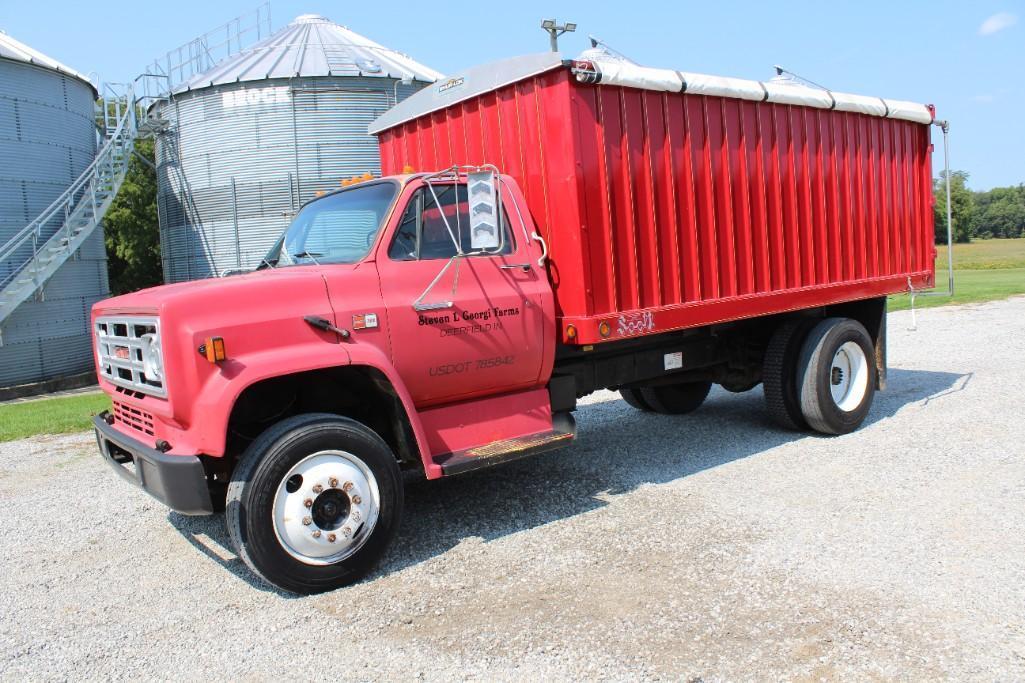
[291,250,323,265]
[256,257,277,270]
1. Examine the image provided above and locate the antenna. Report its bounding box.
[772,64,831,91]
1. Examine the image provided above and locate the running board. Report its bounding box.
[435,419,575,476]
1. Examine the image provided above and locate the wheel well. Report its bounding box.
[221,366,420,474]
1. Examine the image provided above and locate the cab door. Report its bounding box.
[376,180,547,407]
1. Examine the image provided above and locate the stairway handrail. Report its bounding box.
[0,87,137,266]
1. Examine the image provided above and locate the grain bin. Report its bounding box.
[0,30,106,388]
[153,14,442,282]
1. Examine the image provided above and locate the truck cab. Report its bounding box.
[93,169,570,594]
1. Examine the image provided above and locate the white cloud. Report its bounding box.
[978,12,1018,35]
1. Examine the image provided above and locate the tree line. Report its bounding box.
[934,171,1025,243]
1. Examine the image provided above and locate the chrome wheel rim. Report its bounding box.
[272,451,380,566]
[830,341,869,412]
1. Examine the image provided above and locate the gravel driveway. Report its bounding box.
[2,297,1024,680]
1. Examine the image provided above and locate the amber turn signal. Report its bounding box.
[598,321,612,338]
[565,324,577,340]
[202,336,226,363]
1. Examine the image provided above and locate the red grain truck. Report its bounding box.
[92,52,936,593]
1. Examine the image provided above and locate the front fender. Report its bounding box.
[187,340,438,478]
[185,341,351,456]
[343,343,440,479]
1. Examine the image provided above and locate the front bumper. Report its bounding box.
[94,413,214,515]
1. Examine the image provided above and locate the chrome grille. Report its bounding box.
[95,316,166,398]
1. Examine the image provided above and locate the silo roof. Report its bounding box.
[0,29,97,93]
[171,14,443,94]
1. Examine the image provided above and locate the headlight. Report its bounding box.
[141,333,164,381]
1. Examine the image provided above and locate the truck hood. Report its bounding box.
[94,267,346,316]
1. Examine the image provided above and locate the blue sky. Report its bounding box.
[2,1,1021,189]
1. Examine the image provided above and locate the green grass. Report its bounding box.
[0,392,111,442]
[888,238,1025,312]
[935,237,1025,270]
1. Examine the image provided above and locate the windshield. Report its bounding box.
[262,181,398,268]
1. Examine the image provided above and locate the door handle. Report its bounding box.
[499,263,531,272]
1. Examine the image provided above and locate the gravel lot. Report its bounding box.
[2,297,1024,680]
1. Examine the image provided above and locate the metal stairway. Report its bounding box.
[0,86,138,342]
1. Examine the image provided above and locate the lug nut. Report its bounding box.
[327,533,337,543]
[329,477,339,488]
[351,511,361,523]
[304,498,313,508]
[351,494,362,505]
[312,484,324,494]
[312,530,322,538]
[342,481,354,492]
[342,526,352,537]
[302,516,312,526]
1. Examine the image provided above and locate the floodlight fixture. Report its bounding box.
[540,18,577,52]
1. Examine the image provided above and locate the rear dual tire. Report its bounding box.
[620,381,712,415]
[763,317,876,435]
[797,318,876,435]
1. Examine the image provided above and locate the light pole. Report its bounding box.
[541,19,577,52]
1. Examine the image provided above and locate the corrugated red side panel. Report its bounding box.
[377,67,935,345]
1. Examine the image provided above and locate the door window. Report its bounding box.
[388,185,513,261]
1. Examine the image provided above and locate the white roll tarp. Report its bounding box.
[683,72,765,101]
[575,57,932,125]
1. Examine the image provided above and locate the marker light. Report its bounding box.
[598,320,612,338]
[566,324,577,340]
[203,336,226,363]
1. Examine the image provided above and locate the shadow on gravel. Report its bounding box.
[166,511,297,596]
[168,367,964,592]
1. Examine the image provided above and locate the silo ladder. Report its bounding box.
[0,85,138,343]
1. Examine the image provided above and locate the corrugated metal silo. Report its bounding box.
[0,31,107,388]
[153,14,442,282]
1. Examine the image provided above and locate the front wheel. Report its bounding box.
[226,414,403,594]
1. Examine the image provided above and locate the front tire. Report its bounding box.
[797,318,876,435]
[226,413,403,594]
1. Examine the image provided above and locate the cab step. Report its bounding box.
[435,417,575,476]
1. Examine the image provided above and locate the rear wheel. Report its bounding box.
[639,381,712,415]
[619,387,653,411]
[763,319,815,430]
[226,413,403,594]
[797,318,876,435]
